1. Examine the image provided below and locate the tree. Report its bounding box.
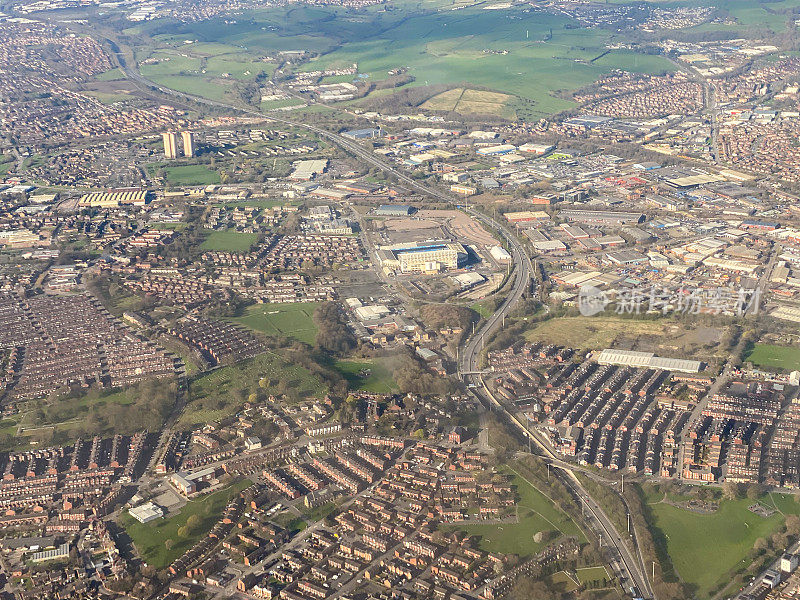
[747,483,765,500]
[787,514,800,536]
[722,480,741,500]
[177,526,189,538]
[186,514,201,532]
[164,539,174,551]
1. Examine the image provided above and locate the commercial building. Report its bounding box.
[181,131,196,157]
[162,131,178,159]
[595,349,703,373]
[341,128,382,140]
[377,240,468,273]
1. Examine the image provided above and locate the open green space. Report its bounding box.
[181,351,327,426]
[132,3,674,116]
[120,479,249,569]
[229,302,320,345]
[334,358,398,394]
[576,566,611,585]
[200,230,258,252]
[745,343,800,371]
[148,74,234,102]
[94,67,125,81]
[649,493,800,598]
[165,164,221,185]
[446,464,584,558]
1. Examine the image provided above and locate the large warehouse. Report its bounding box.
[595,349,703,373]
[377,240,468,273]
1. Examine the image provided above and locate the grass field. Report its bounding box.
[120,480,249,568]
[523,316,671,350]
[447,464,584,557]
[334,358,398,393]
[576,566,610,585]
[230,302,320,345]
[421,87,513,117]
[165,165,220,185]
[649,493,800,598]
[201,230,258,252]
[745,343,800,371]
[131,3,674,116]
[181,351,327,425]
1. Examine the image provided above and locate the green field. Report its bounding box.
[230,302,320,345]
[745,343,800,371]
[181,351,327,425]
[201,230,258,252]
[132,3,674,116]
[335,358,398,393]
[120,480,249,569]
[165,164,220,185]
[447,464,584,557]
[649,493,800,598]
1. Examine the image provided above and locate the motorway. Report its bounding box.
[454,210,655,599]
[100,38,655,598]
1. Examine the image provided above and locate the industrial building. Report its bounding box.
[375,204,415,217]
[78,190,149,208]
[595,349,703,373]
[377,240,468,273]
[560,209,645,225]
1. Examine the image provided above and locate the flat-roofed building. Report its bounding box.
[595,349,702,373]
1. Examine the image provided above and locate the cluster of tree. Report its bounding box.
[314,301,356,356]
[390,349,454,396]
[417,303,475,332]
[31,378,177,445]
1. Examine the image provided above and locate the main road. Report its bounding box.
[102,38,654,598]
[455,210,654,599]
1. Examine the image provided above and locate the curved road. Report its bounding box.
[454,211,654,599]
[102,38,653,598]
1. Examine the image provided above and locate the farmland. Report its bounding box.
[131,3,675,116]
[229,302,320,345]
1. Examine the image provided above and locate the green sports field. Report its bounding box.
[745,343,800,371]
[165,165,220,185]
[229,302,320,345]
[649,493,800,598]
[200,230,258,252]
[334,358,398,394]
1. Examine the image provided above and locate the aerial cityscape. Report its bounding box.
[1,0,800,599]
